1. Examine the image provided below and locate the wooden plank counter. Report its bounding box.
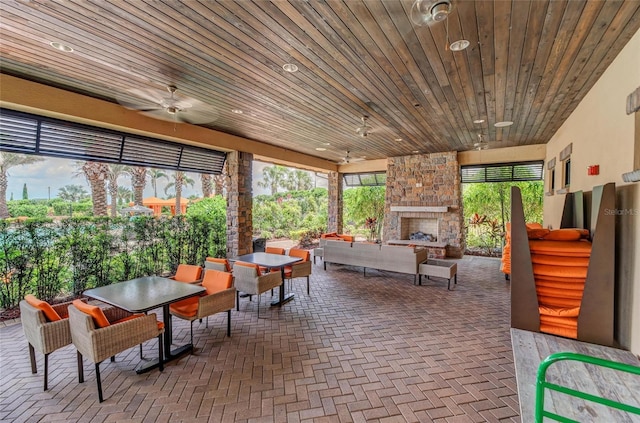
[511,328,640,422]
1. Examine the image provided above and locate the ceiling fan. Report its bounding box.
[410,0,452,27]
[116,85,219,124]
[355,116,372,138]
[473,133,489,151]
[338,150,366,164]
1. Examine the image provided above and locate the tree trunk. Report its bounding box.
[175,171,184,215]
[201,173,213,198]
[83,161,109,216]
[131,167,147,205]
[0,171,9,219]
[108,179,118,217]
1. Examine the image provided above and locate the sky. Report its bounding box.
[5,156,327,201]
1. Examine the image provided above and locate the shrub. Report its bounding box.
[7,200,49,218]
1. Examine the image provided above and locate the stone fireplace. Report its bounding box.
[383,152,465,258]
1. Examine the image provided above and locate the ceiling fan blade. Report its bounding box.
[126,88,167,104]
[139,109,179,123]
[174,107,219,124]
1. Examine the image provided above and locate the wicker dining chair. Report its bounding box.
[233,261,282,318]
[170,269,235,345]
[204,257,232,272]
[169,263,203,283]
[68,300,164,402]
[284,248,313,294]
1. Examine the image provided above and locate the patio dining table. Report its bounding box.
[83,276,205,373]
[231,252,301,306]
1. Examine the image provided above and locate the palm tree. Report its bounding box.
[165,171,194,215]
[149,169,167,198]
[107,164,129,217]
[129,166,147,206]
[214,161,229,199]
[58,184,89,202]
[81,161,109,216]
[201,173,213,198]
[117,186,133,205]
[0,152,44,218]
[285,169,313,191]
[257,165,290,195]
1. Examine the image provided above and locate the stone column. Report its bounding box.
[226,151,253,257]
[327,171,343,233]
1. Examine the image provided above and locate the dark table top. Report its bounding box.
[232,252,301,269]
[83,276,205,313]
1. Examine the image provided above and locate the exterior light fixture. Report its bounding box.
[495,121,514,127]
[449,39,470,51]
[282,63,298,73]
[49,42,73,52]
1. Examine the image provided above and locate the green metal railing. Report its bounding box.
[535,352,640,422]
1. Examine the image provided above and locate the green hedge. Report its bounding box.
[0,197,227,309]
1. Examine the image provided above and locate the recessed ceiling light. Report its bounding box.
[315,147,327,151]
[49,42,73,52]
[473,119,485,124]
[231,109,243,114]
[323,142,331,145]
[395,138,403,142]
[412,150,419,153]
[449,39,470,52]
[282,63,298,73]
[495,121,514,127]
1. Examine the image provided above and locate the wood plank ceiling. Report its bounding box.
[1,0,639,165]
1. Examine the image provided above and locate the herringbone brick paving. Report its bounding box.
[0,256,520,422]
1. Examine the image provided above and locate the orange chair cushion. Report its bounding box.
[339,235,355,242]
[531,254,590,267]
[540,324,577,339]
[536,286,584,300]
[542,229,583,242]
[526,222,543,230]
[72,299,111,328]
[528,240,592,257]
[533,264,588,279]
[535,280,584,293]
[539,305,581,318]
[25,294,62,322]
[205,257,231,272]
[174,264,203,282]
[234,261,262,276]
[265,247,285,255]
[170,297,199,318]
[527,228,551,239]
[534,275,586,284]
[289,248,310,261]
[321,232,338,239]
[539,314,578,329]
[202,269,233,294]
[538,295,582,308]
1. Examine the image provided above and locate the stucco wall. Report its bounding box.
[543,28,640,355]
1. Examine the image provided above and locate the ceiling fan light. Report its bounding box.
[449,39,470,51]
[166,106,178,115]
[431,2,451,21]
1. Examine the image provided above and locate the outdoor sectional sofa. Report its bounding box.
[322,239,428,283]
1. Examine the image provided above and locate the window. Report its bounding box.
[546,157,556,196]
[460,161,544,183]
[0,108,227,174]
[558,143,572,193]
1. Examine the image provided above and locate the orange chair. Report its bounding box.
[170,269,236,344]
[204,257,232,272]
[68,300,163,402]
[262,247,286,278]
[170,264,203,283]
[285,249,312,294]
[19,295,89,391]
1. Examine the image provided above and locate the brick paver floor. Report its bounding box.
[0,255,520,422]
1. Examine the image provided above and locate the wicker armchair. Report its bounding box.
[285,249,312,294]
[233,261,282,317]
[19,296,89,391]
[68,302,164,402]
[204,257,232,272]
[170,269,235,345]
